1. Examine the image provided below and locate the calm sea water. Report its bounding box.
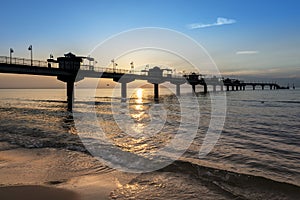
[0,87,299,199]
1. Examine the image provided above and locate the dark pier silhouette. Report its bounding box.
[222,78,284,91]
[0,53,290,111]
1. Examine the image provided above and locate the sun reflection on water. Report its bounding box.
[134,88,144,111]
[130,88,148,134]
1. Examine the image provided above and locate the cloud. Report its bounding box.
[221,67,300,78]
[236,51,259,55]
[187,17,236,29]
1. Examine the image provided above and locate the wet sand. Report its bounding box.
[0,185,80,200]
[0,142,135,200]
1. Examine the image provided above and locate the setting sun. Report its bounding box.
[136,88,143,100]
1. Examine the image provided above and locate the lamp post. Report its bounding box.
[28,45,33,66]
[111,59,115,72]
[9,48,14,64]
[130,61,134,73]
[111,59,118,73]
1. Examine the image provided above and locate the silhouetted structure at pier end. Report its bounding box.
[0,53,290,111]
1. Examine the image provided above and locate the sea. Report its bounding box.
[0,86,299,199]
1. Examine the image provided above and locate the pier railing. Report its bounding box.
[0,56,48,67]
[80,65,181,78]
[0,56,168,76]
[80,65,131,74]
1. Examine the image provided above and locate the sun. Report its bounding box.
[136,88,143,100]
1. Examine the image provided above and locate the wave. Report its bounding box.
[276,100,300,104]
[159,160,300,200]
[237,99,300,104]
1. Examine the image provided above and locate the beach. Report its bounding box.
[0,142,237,200]
[1,141,300,200]
[0,141,235,200]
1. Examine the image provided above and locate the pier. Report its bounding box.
[0,53,290,111]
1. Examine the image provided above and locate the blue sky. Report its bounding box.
[0,0,299,87]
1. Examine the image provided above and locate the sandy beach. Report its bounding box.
[0,142,236,200]
[2,141,300,200]
[0,142,136,200]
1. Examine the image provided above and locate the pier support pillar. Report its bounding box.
[270,85,272,90]
[226,85,229,91]
[154,83,159,102]
[262,85,265,90]
[176,84,181,96]
[67,81,74,111]
[240,85,243,90]
[192,84,196,94]
[243,86,245,90]
[236,86,239,90]
[253,85,256,90]
[232,85,235,91]
[213,85,216,92]
[114,77,135,102]
[204,84,208,94]
[121,82,127,102]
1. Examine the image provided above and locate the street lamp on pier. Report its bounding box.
[28,45,33,66]
[9,48,14,64]
[130,61,134,73]
[111,59,118,73]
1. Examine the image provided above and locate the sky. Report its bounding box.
[0,0,299,88]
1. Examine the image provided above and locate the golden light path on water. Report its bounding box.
[131,88,146,134]
[135,88,144,109]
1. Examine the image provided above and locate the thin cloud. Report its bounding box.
[221,67,300,78]
[187,17,236,29]
[236,51,259,55]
